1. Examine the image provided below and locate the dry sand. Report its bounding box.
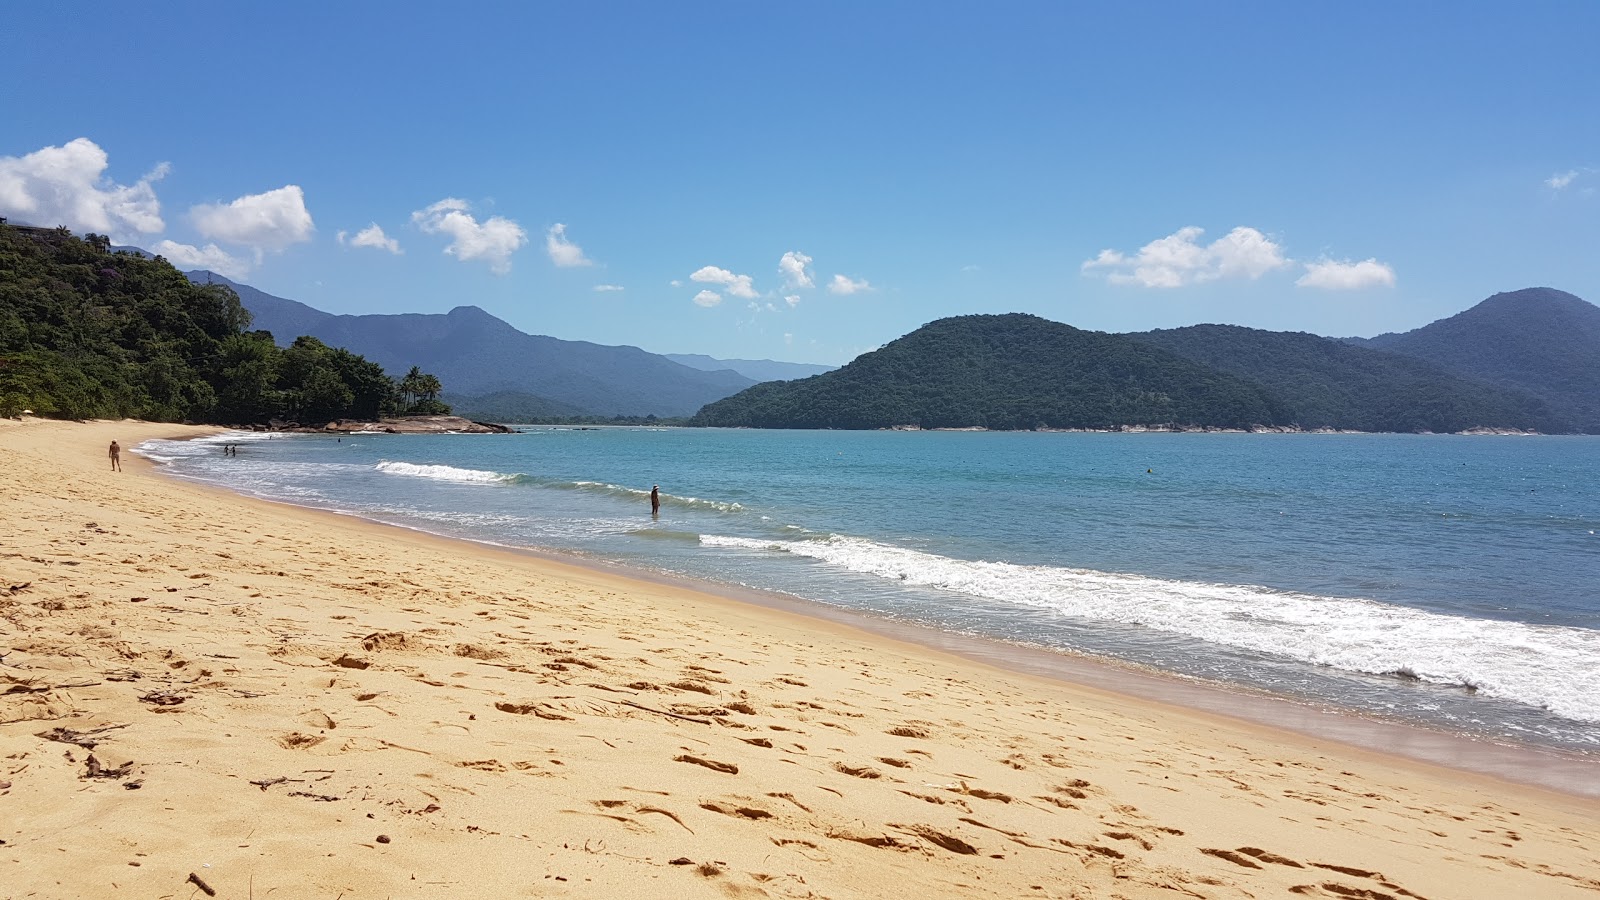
[2,418,1597,899]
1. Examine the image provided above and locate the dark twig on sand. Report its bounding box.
[138,689,186,705]
[602,698,712,725]
[36,723,130,749]
[186,871,217,896]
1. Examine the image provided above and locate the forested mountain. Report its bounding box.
[692,314,1289,430]
[1350,288,1600,432]
[0,224,430,423]
[191,272,758,417]
[662,353,835,382]
[442,389,589,422]
[1129,325,1555,433]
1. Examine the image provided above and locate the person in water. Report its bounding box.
[108,440,121,472]
[650,484,660,517]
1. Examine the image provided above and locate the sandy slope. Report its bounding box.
[2,418,1597,899]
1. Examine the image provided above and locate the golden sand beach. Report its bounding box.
[2,418,1597,898]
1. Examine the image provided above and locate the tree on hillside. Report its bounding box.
[0,222,442,425]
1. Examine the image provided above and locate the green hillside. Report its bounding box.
[1130,325,1555,433]
[691,314,1288,430]
[0,224,436,424]
[1356,288,1600,432]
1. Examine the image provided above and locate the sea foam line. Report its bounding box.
[700,534,1600,723]
[375,461,517,484]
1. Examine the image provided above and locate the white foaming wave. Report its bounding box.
[699,534,1600,723]
[568,480,744,512]
[375,461,514,484]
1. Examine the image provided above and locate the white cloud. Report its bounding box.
[778,250,814,289]
[1081,225,1289,288]
[152,240,252,280]
[1547,170,1579,190]
[1296,258,1396,290]
[593,283,624,292]
[411,198,527,275]
[669,279,683,287]
[0,138,166,241]
[192,185,315,255]
[784,294,801,307]
[338,222,401,254]
[546,222,593,267]
[828,274,873,295]
[692,289,722,308]
[691,265,757,299]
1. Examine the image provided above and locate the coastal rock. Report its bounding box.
[321,416,512,434]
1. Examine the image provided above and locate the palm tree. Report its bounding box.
[399,366,424,409]
[418,373,442,403]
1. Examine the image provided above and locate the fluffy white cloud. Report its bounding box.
[1296,258,1396,290]
[692,289,722,308]
[778,250,814,289]
[1547,170,1579,190]
[546,223,593,267]
[691,265,757,299]
[192,185,315,254]
[152,240,251,280]
[593,283,624,292]
[0,138,166,241]
[411,198,527,275]
[827,274,873,295]
[338,223,401,254]
[1081,226,1289,288]
[784,294,801,307]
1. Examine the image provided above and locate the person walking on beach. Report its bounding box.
[650,484,661,517]
[108,440,121,472]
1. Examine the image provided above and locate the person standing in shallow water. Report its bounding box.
[650,485,660,518]
[108,441,121,472]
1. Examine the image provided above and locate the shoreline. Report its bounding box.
[5,418,1598,898]
[146,428,1600,801]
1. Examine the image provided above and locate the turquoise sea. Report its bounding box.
[136,429,1600,757]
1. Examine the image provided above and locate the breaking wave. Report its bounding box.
[700,533,1600,723]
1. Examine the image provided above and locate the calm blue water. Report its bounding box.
[136,429,1600,753]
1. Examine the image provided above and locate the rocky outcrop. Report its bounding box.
[320,416,512,434]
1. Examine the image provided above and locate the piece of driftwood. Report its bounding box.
[139,690,186,706]
[603,698,712,725]
[186,871,217,896]
[36,723,129,749]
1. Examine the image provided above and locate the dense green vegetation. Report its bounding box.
[0,223,445,423]
[692,314,1290,430]
[693,312,1568,432]
[1353,288,1600,433]
[1129,325,1556,433]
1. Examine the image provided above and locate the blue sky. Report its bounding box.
[3,2,1596,365]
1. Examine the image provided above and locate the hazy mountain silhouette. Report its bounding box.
[662,354,835,382]
[186,271,757,417]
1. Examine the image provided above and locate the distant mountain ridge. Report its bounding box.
[1129,324,1554,433]
[693,314,1289,430]
[186,271,759,417]
[1348,288,1600,432]
[695,299,1585,432]
[662,354,835,382]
